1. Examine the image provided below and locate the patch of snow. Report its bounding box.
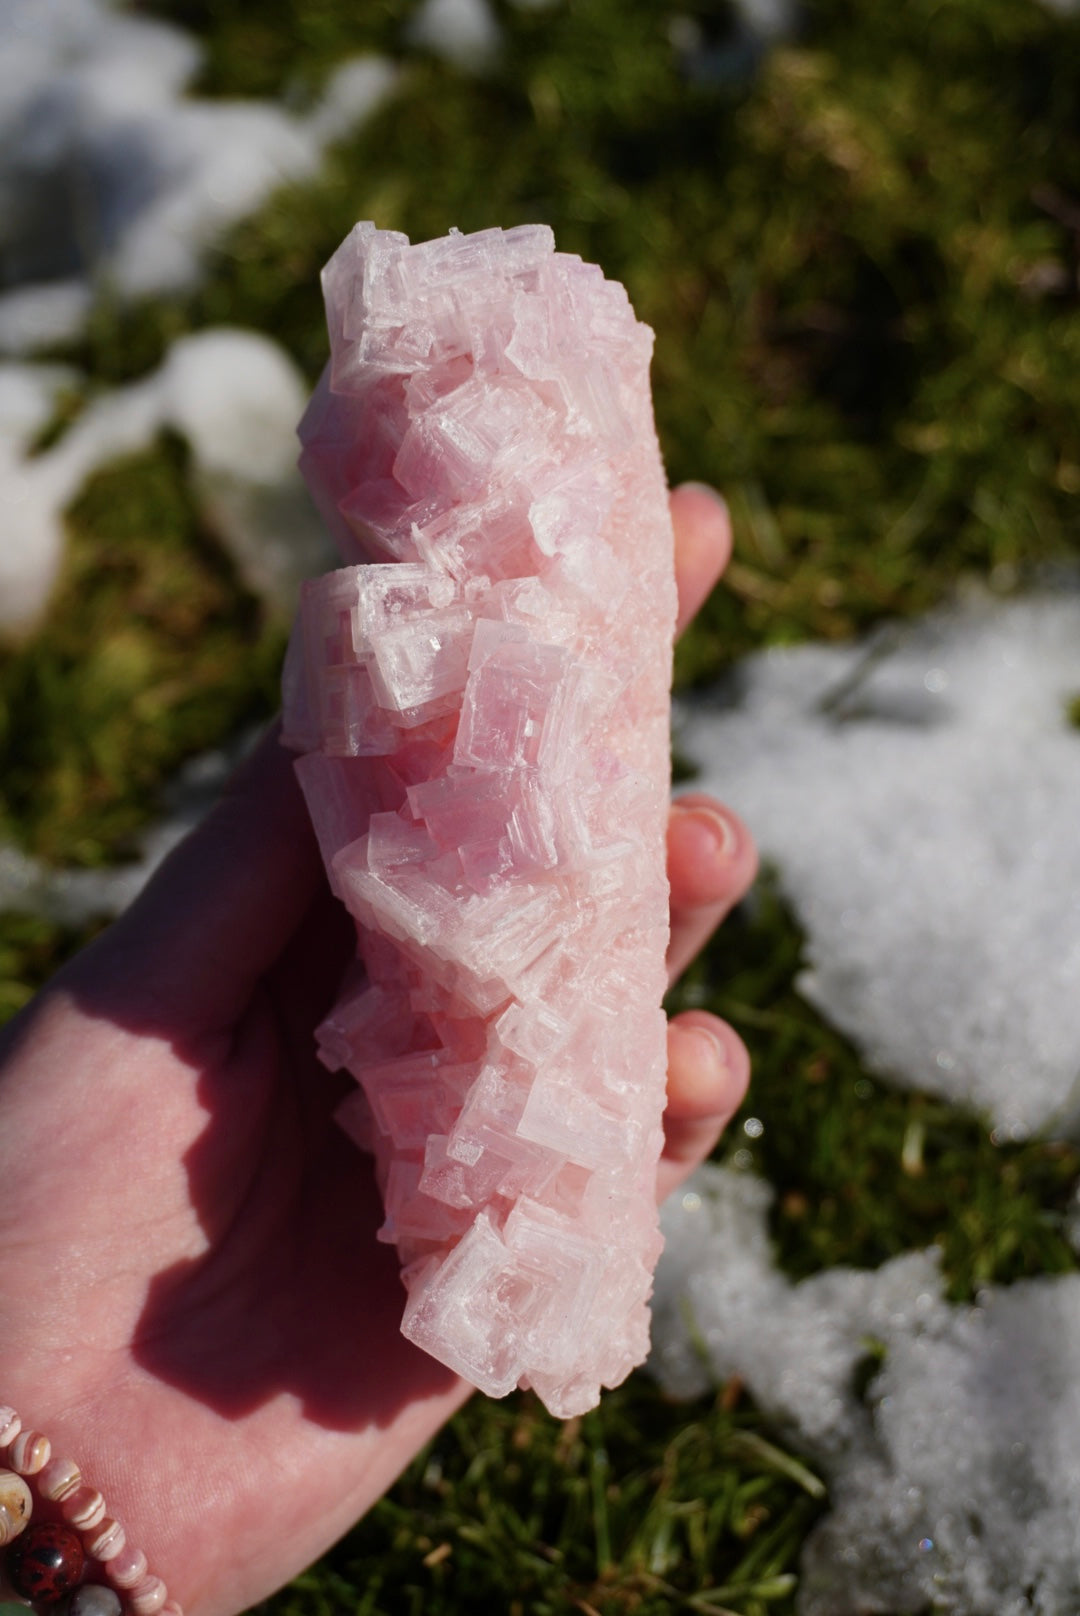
[0,284,96,356]
[0,329,336,638]
[0,0,396,353]
[653,1165,1080,1616]
[0,360,80,630]
[677,591,1080,1138]
[735,0,797,38]
[405,0,501,69]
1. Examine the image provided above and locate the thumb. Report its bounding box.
[75,723,327,1030]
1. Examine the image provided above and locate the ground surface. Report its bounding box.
[3,1,1080,1611]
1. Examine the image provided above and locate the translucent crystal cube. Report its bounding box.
[287,223,677,1417]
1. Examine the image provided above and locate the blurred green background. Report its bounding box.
[3,1,1080,1610]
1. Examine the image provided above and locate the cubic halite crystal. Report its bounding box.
[283,222,676,1417]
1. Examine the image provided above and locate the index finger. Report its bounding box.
[671,483,732,636]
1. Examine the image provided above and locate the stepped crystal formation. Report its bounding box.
[283,222,676,1417]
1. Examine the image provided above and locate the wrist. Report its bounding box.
[0,1407,180,1616]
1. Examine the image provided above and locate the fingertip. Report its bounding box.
[667,797,755,911]
[671,482,731,545]
[84,718,326,1027]
[670,482,733,635]
[666,1011,750,1125]
[658,1011,750,1201]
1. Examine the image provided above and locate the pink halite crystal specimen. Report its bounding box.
[284,222,677,1418]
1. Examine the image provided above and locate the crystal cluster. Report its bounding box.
[283,223,676,1417]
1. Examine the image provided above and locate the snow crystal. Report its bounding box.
[0,330,335,638]
[653,1165,1080,1616]
[0,0,396,353]
[677,590,1080,1138]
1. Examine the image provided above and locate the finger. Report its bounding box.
[656,1010,750,1202]
[64,485,733,1038]
[671,483,732,637]
[667,795,758,983]
[73,724,325,1030]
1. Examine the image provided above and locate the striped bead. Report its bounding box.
[10,1430,51,1476]
[129,1576,168,1615]
[38,1455,82,1502]
[105,1543,148,1590]
[62,1485,106,1531]
[0,1503,26,1548]
[0,1469,32,1546]
[0,1407,173,1616]
[84,1516,126,1562]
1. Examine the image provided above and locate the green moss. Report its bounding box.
[134,0,418,100]
[69,0,1080,680]
[0,435,284,865]
[266,1377,820,1616]
[0,912,105,1024]
[8,0,1080,1607]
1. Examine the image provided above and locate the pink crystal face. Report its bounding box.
[285,222,676,1418]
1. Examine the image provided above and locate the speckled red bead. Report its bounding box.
[0,1404,183,1616]
[7,1519,85,1602]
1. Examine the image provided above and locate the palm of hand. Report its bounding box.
[0,848,473,1615]
[0,485,755,1616]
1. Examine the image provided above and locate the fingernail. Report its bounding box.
[676,482,728,516]
[672,801,738,863]
[684,1024,728,1078]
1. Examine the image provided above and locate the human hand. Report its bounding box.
[0,482,755,1616]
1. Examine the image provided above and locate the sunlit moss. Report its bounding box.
[6,0,1080,1608]
[0,436,284,864]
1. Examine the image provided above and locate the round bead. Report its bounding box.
[0,1470,32,1546]
[10,1430,51,1476]
[129,1577,167,1616]
[38,1456,83,1503]
[106,1543,147,1589]
[7,1519,86,1602]
[64,1585,124,1616]
[62,1485,107,1531]
[0,1409,21,1449]
[83,1517,125,1562]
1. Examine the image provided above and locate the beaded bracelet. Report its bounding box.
[0,1408,182,1616]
